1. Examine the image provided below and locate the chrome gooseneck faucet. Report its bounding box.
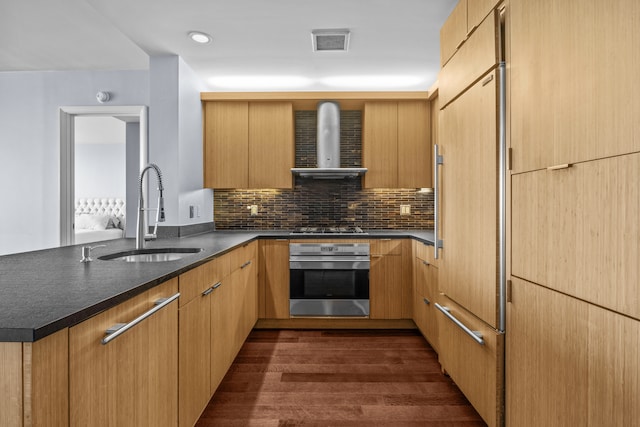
[137,163,166,249]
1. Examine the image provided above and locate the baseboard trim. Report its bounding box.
[255,318,417,329]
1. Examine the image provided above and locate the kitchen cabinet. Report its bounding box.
[512,153,640,320]
[203,101,294,189]
[440,0,501,67]
[363,101,431,189]
[439,69,499,329]
[509,0,640,173]
[370,239,411,319]
[506,277,640,426]
[227,242,258,360]
[0,328,69,427]
[439,0,467,67]
[439,9,500,108]
[69,279,179,427]
[412,240,439,352]
[437,294,504,427]
[178,257,228,427]
[259,239,290,319]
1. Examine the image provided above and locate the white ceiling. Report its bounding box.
[0,0,457,91]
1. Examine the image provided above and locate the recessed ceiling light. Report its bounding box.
[188,31,212,44]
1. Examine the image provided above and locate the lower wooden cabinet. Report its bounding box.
[0,328,69,427]
[69,279,179,427]
[437,294,503,427]
[413,240,439,352]
[370,239,412,319]
[507,277,640,427]
[258,239,290,319]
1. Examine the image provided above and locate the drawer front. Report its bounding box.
[178,263,207,306]
[228,241,257,271]
[413,239,438,267]
[437,295,503,427]
[371,238,403,255]
[439,9,500,108]
[414,289,439,353]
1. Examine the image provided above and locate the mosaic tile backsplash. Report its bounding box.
[214,111,434,230]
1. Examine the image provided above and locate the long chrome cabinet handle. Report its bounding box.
[102,292,180,345]
[433,144,444,259]
[498,62,507,333]
[435,303,484,346]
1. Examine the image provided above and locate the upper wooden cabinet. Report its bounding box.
[510,0,640,173]
[440,0,502,67]
[439,9,500,108]
[363,101,431,189]
[203,101,294,189]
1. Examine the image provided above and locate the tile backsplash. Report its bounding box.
[214,111,434,230]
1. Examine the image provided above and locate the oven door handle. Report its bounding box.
[289,260,370,270]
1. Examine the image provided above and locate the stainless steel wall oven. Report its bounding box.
[289,243,370,317]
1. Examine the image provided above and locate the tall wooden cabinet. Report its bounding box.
[363,101,431,189]
[204,101,294,189]
[412,240,439,352]
[437,5,504,426]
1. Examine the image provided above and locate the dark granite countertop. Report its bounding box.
[0,229,433,342]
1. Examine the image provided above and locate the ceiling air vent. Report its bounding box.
[312,29,350,52]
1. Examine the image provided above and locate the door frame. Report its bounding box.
[59,105,148,246]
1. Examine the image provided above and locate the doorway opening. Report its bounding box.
[59,105,148,246]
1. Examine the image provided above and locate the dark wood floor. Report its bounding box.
[196,329,486,427]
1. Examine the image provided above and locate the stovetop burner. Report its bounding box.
[290,226,367,235]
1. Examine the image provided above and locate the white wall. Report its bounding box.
[0,70,148,255]
[149,56,213,227]
[0,58,212,256]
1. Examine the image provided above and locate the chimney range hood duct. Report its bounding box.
[291,101,367,179]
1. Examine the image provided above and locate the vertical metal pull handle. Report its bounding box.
[102,292,180,345]
[435,303,484,346]
[433,144,444,259]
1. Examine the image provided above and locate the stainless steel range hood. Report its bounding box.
[291,101,367,179]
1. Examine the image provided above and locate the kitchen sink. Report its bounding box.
[98,247,204,262]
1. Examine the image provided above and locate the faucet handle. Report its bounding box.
[80,244,106,263]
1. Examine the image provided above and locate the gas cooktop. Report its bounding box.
[289,226,368,235]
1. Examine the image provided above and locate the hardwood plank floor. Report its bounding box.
[196,329,486,426]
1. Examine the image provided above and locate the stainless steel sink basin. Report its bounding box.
[98,247,204,262]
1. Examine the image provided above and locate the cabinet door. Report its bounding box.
[510,0,640,173]
[210,275,233,394]
[440,71,499,328]
[69,279,178,427]
[437,294,503,427]
[439,9,499,108]
[248,102,294,189]
[397,101,431,188]
[259,239,290,319]
[512,153,640,320]
[467,0,501,32]
[413,257,439,352]
[203,102,249,188]
[440,0,468,66]
[370,240,404,319]
[178,291,211,427]
[363,102,398,188]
